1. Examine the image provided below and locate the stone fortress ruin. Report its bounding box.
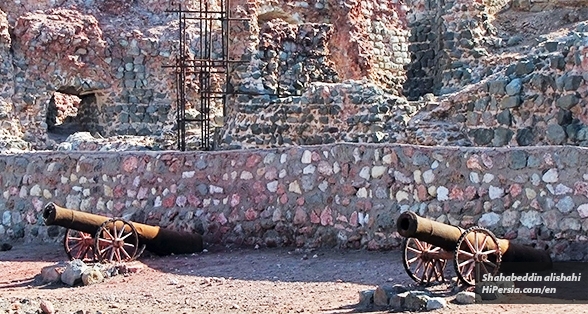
[1,0,588,261]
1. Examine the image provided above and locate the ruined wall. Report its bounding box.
[1,143,588,261]
[415,24,588,147]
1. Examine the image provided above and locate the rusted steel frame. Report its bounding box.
[396,211,552,271]
[43,202,203,256]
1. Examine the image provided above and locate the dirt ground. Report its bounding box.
[0,241,586,314]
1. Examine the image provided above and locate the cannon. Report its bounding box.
[396,211,552,286]
[43,202,204,263]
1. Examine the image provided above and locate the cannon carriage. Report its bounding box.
[43,202,204,263]
[396,211,552,286]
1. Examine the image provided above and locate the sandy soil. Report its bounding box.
[0,241,586,314]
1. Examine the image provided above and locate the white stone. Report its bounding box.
[413,170,422,184]
[357,188,368,198]
[371,166,387,178]
[279,169,287,178]
[353,148,362,162]
[301,150,312,164]
[455,291,476,304]
[359,166,371,180]
[520,210,542,228]
[469,172,480,184]
[488,186,504,200]
[280,153,287,163]
[542,168,558,183]
[266,181,278,193]
[560,218,581,231]
[423,170,435,184]
[240,171,253,180]
[29,184,42,197]
[289,181,302,194]
[436,186,449,201]
[382,154,394,164]
[209,185,224,194]
[303,165,316,174]
[553,184,572,195]
[396,190,410,202]
[182,171,195,178]
[333,162,340,174]
[61,260,88,286]
[43,189,52,199]
[2,211,11,226]
[154,196,162,207]
[394,171,411,183]
[428,186,437,197]
[318,181,328,192]
[577,204,588,218]
[479,212,501,227]
[482,173,494,183]
[431,160,439,169]
[525,188,536,200]
[531,173,541,186]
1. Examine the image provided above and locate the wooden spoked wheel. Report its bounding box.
[454,226,502,286]
[64,229,97,262]
[402,237,448,285]
[94,218,140,263]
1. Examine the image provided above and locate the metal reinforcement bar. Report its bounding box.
[43,202,203,256]
[396,211,552,271]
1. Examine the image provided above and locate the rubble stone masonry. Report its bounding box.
[1,143,588,261]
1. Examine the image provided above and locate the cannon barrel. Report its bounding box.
[396,211,552,271]
[43,202,203,256]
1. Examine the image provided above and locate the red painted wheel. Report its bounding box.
[454,226,502,286]
[64,229,97,262]
[402,237,447,285]
[94,218,140,263]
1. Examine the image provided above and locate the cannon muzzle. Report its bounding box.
[43,202,203,256]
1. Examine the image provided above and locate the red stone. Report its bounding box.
[449,186,464,200]
[310,210,320,224]
[574,181,588,197]
[464,186,477,200]
[113,185,125,198]
[417,185,428,201]
[246,155,262,168]
[187,195,201,207]
[230,193,240,207]
[320,207,333,226]
[509,184,522,197]
[296,197,305,206]
[349,211,358,227]
[162,195,176,208]
[293,207,307,225]
[279,194,288,204]
[245,208,258,221]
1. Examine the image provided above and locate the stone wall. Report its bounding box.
[2,143,588,261]
[421,23,588,147]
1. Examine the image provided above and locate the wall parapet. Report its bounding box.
[1,143,587,261]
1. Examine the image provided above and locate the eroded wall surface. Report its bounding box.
[1,143,588,261]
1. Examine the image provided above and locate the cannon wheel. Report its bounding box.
[64,229,97,262]
[454,226,502,286]
[94,218,140,263]
[402,237,447,285]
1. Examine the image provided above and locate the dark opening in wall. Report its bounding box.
[46,89,96,139]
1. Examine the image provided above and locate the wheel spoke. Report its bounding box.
[408,256,421,264]
[480,234,489,251]
[413,239,425,251]
[474,231,479,252]
[457,249,474,258]
[69,237,83,241]
[121,248,132,259]
[481,249,499,255]
[458,258,474,268]
[407,246,423,254]
[464,236,476,254]
[120,231,134,241]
